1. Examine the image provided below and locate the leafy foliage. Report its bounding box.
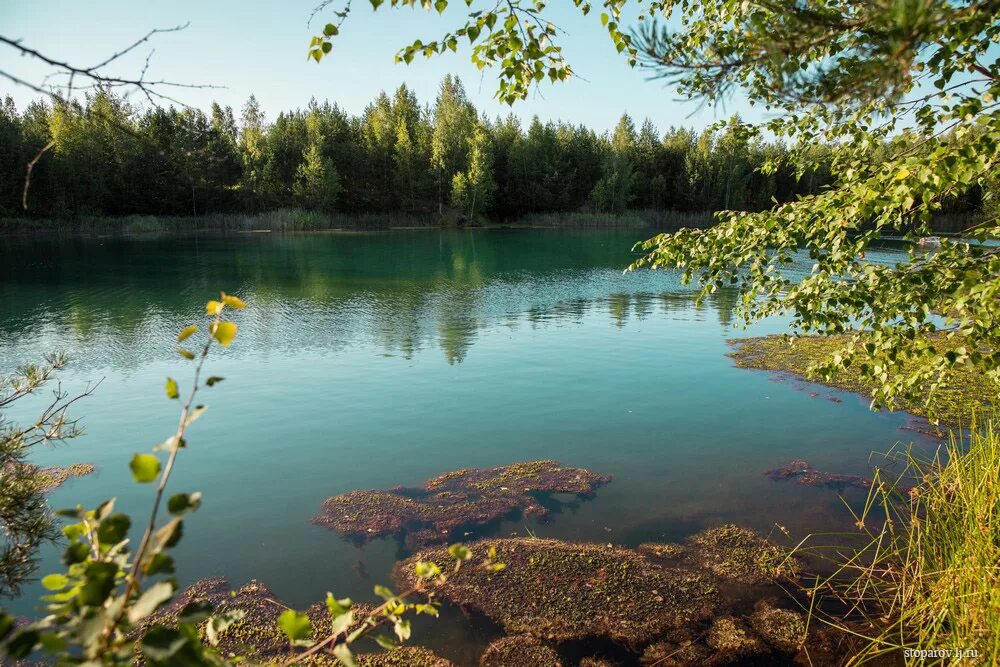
[0,354,93,597]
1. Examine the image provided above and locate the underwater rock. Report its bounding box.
[639,639,711,666]
[705,615,766,658]
[313,460,611,547]
[764,460,871,490]
[479,635,562,667]
[395,537,724,647]
[578,658,620,667]
[747,600,806,653]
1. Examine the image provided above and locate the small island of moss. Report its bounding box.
[313,460,611,547]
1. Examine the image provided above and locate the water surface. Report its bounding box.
[0,229,935,662]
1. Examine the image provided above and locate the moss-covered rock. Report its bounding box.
[748,600,806,653]
[578,657,620,667]
[395,538,721,647]
[314,460,611,547]
[479,635,562,667]
[641,524,799,585]
[763,459,871,490]
[639,639,710,666]
[705,615,766,658]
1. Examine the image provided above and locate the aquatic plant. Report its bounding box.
[313,460,611,547]
[800,419,1000,663]
[395,527,808,655]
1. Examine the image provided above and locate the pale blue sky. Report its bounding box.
[1,0,761,132]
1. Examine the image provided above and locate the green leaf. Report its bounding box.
[326,593,352,617]
[448,543,472,561]
[144,553,176,576]
[78,561,119,606]
[330,610,354,636]
[393,619,411,642]
[414,561,441,579]
[210,321,238,347]
[130,454,161,483]
[128,581,176,623]
[277,610,312,643]
[205,376,225,387]
[333,643,357,667]
[6,630,40,659]
[165,377,179,399]
[0,613,14,641]
[177,325,198,343]
[373,584,395,600]
[41,574,68,591]
[167,492,202,516]
[373,634,396,650]
[141,626,190,661]
[96,513,132,544]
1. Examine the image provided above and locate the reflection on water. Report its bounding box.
[0,230,937,662]
[0,230,744,368]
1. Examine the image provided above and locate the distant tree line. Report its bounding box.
[0,75,985,222]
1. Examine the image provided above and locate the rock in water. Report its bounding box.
[313,460,611,547]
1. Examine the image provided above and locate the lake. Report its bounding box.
[0,229,937,663]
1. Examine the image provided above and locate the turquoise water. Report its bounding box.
[0,229,935,661]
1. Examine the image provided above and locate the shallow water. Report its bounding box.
[0,229,936,662]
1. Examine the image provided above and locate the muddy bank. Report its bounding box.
[393,527,854,665]
[313,460,611,547]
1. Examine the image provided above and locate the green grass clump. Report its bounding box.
[729,332,998,427]
[806,419,1000,664]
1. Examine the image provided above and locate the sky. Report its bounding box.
[1,0,762,133]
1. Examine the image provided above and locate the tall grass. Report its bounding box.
[805,419,999,664]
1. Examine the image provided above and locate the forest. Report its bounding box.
[1,75,849,222]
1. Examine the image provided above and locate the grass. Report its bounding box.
[803,419,1000,664]
[729,332,999,428]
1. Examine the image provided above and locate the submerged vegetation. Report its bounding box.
[313,460,610,547]
[394,530,829,663]
[729,333,999,427]
[763,460,871,491]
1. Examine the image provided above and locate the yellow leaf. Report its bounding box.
[176,349,195,360]
[221,293,246,310]
[894,169,910,180]
[206,300,223,316]
[165,377,179,399]
[210,321,237,347]
[177,325,198,343]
